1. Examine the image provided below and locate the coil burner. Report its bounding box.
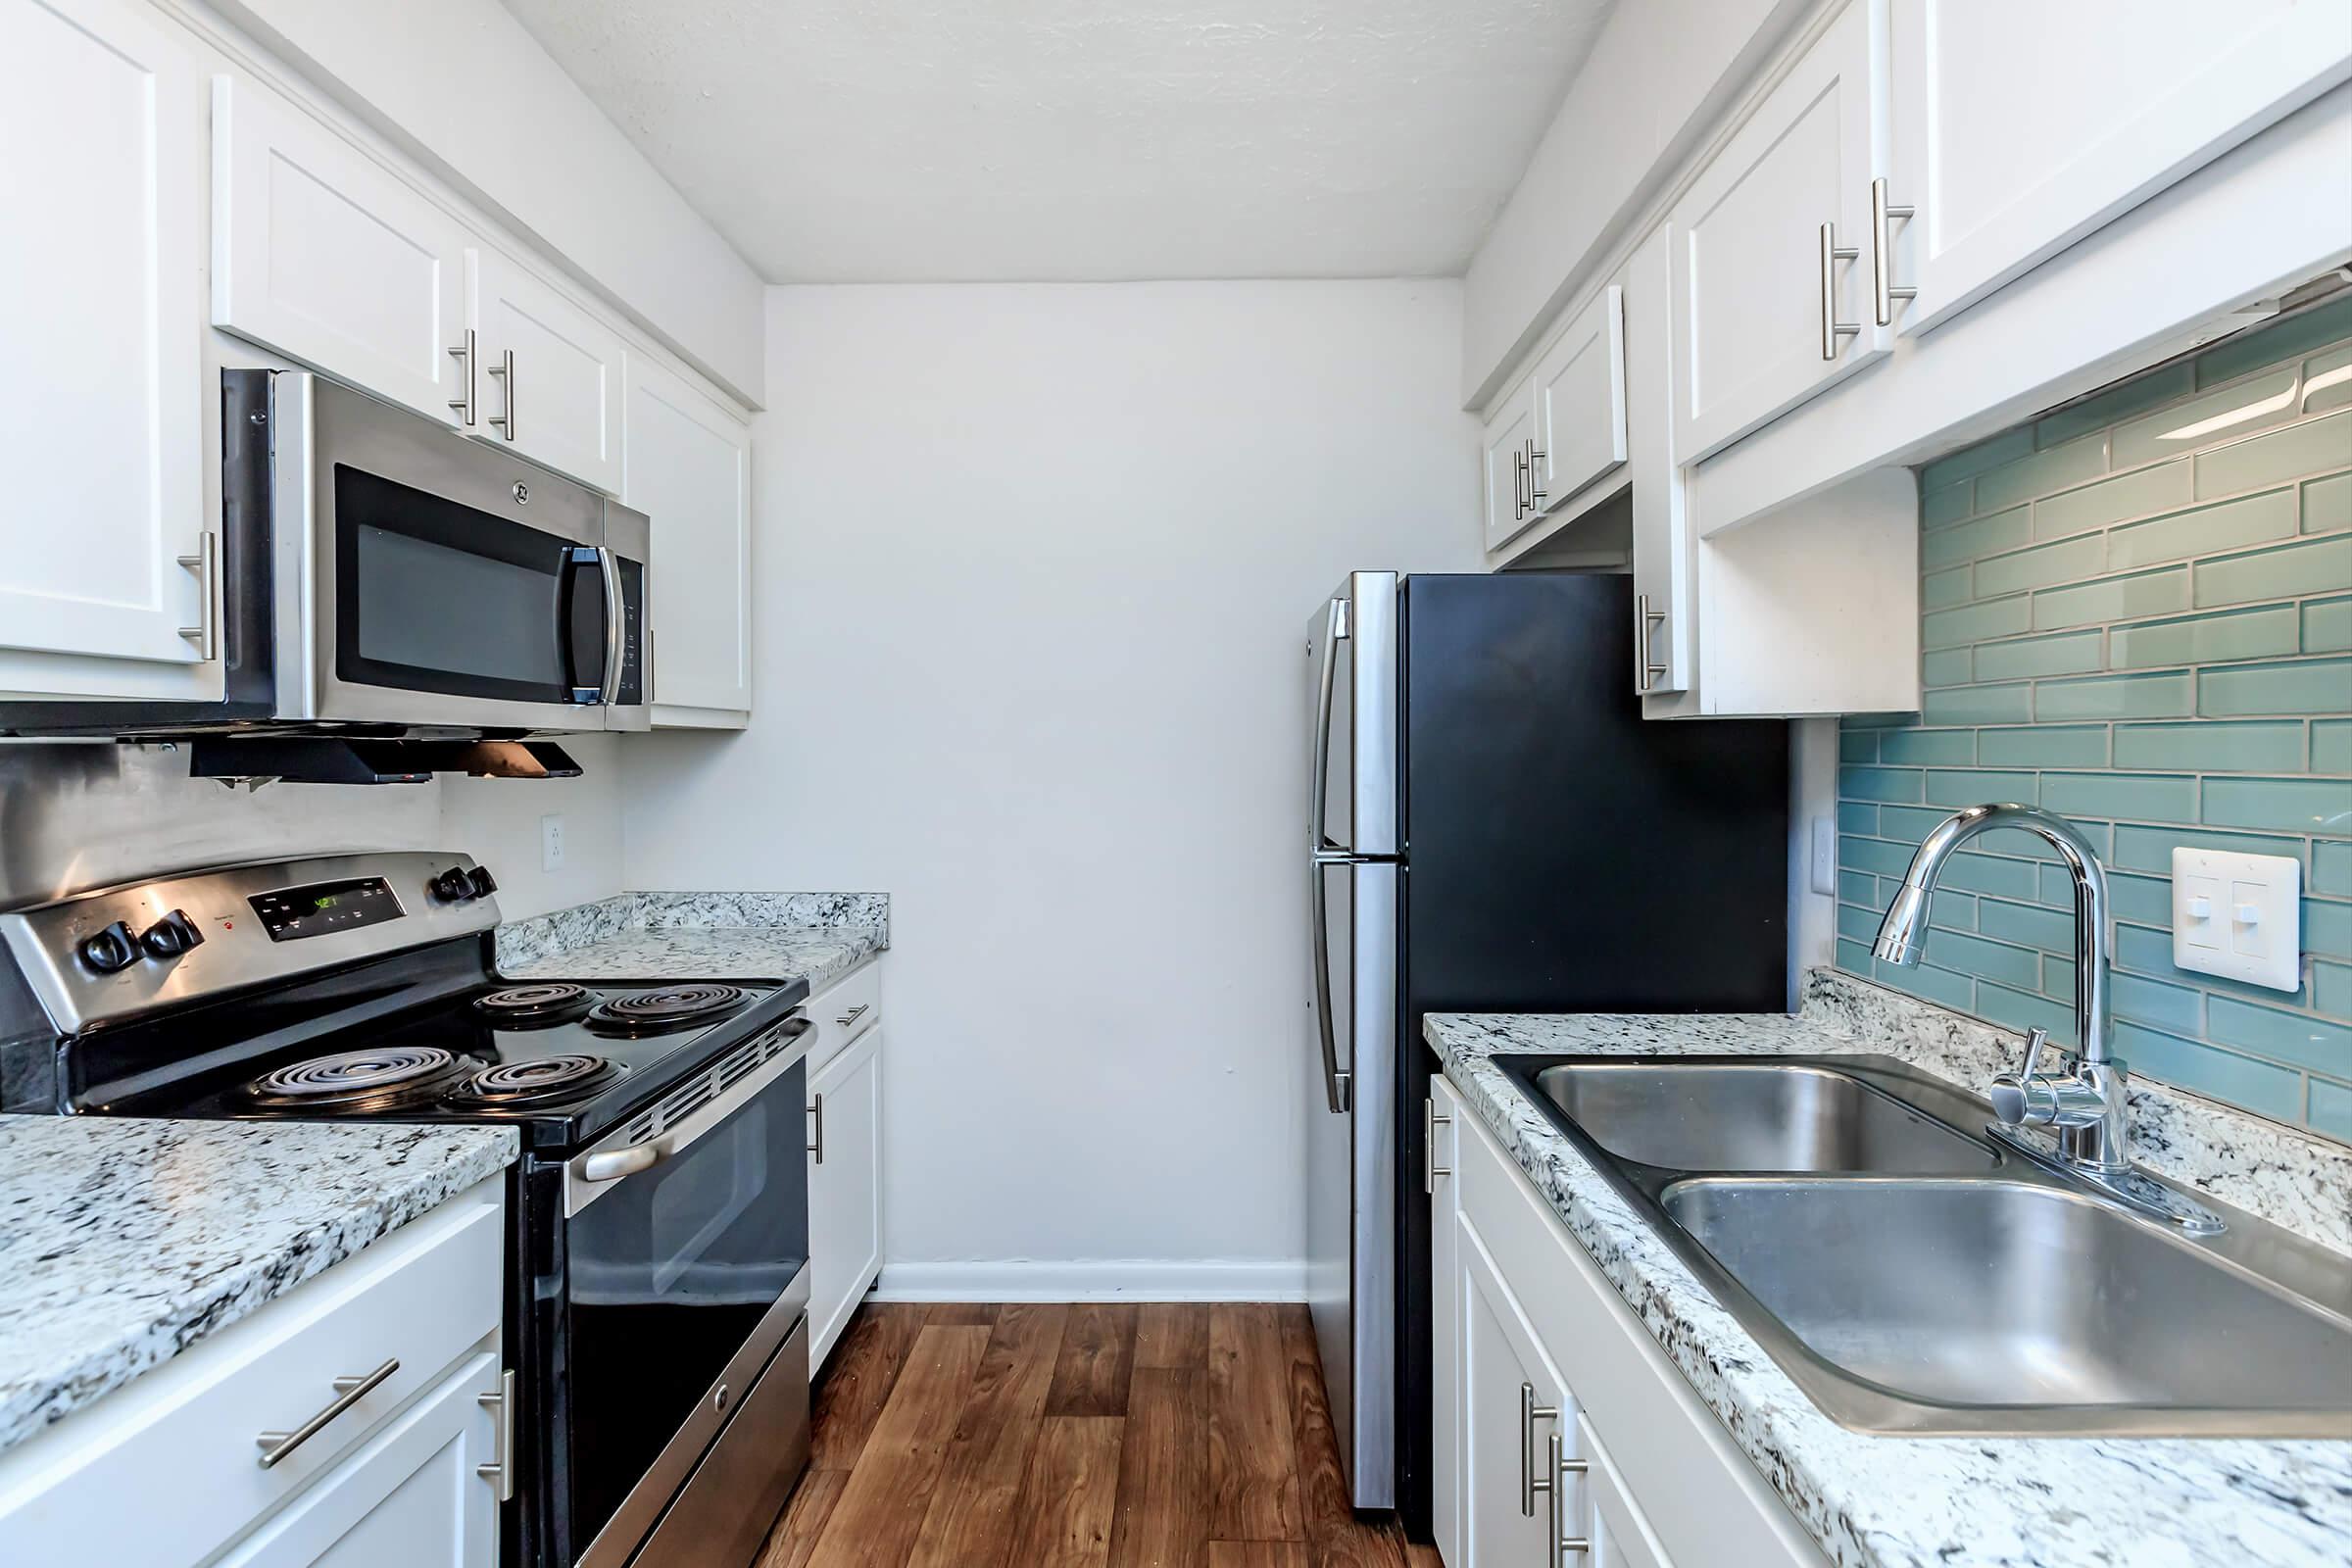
[472,982,595,1027]
[584,984,749,1038]
[248,1046,472,1110]
[452,1053,623,1105]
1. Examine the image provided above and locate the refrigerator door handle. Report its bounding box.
[1310,596,1348,854]
[1309,855,1351,1115]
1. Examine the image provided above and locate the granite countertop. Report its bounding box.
[495,891,889,994]
[1427,970,2352,1568]
[0,1116,515,1456]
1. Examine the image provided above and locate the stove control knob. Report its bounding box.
[76,921,140,974]
[430,866,476,904]
[138,908,206,960]
[466,866,500,900]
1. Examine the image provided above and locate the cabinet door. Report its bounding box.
[622,355,752,722]
[1480,381,1539,551]
[807,1026,883,1374]
[216,1353,502,1568]
[1625,229,1689,700]
[1456,1211,1581,1568]
[1428,1078,1464,1567]
[1670,0,1887,465]
[466,247,625,495]
[212,76,467,426]
[1575,1414,1675,1568]
[1530,285,1628,517]
[0,0,212,676]
[1887,0,2352,338]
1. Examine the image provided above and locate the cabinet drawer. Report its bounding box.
[0,1181,503,1568]
[804,959,882,1073]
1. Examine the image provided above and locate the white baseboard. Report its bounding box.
[868,1258,1309,1303]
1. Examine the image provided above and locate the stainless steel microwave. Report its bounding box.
[0,369,648,738]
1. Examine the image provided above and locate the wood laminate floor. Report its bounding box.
[760,1301,1443,1568]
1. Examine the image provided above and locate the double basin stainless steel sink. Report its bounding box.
[1497,1054,2352,1437]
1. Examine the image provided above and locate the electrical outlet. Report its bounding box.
[1809,816,1838,897]
[540,813,565,872]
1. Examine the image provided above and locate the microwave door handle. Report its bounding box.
[596,546,623,705]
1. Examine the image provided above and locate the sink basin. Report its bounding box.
[1497,1053,2352,1436]
[1515,1060,1994,1174]
[1662,1177,2352,1433]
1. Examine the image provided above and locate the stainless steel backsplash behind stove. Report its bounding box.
[0,744,442,909]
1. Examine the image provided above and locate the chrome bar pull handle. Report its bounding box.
[807,1092,825,1164]
[1513,446,1529,517]
[257,1358,399,1468]
[1424,1097,1452,1195]
[477,1370,515,1500]
[448,328,478,425]
[488,348,516,440]
[837,1003,869,1028]
[1527,438,1547,510]
[1520,1383,1560,1515]
[1871,178,1917,326]
[1548,1432,1591,1563]
[1635,593,1668,691]
[1819,223,1861,361]
[176,531,218,662]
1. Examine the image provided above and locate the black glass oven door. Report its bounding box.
[563,1057,810,1555]
[333,465,601,706]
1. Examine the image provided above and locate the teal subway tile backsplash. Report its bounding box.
[2306,597,2352,654]
[1840,315,2352,1142]
[2110,604,2298,668]
[2202,776,2352,836]
[2032,565,2190,629]
[2107,488,2296,570]
[2198,658,2351,716]
[2034,670,2193,721]
[2193,535,2352,607]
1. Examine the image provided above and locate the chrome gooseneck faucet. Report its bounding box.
[1874,803,2226,1231]
[1872,803,2132,1173]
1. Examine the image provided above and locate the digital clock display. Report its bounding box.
[249,877,405,942]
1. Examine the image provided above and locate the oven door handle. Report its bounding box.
[581,1137,670,1183]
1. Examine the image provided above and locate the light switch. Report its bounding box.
[2172,849,2299,991]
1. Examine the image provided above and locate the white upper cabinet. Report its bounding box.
[1480,380,1540,551]
[212,75,467,427]
[1884,0,2352,338]
[622,354,752,723]
[466,247,625,495]
[1,0,212,684]
[1529,285,1629,518]
[1668,0,1889,464]
[1624,232,1689,699]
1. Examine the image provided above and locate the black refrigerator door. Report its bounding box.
[1392,570,1788,1538]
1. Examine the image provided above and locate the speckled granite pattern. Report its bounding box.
[495,892,889,973]
[500,925,885,993]
[0,1117,514,1455]
[1801,969,2352,1254]
[1426,975,2352,1568]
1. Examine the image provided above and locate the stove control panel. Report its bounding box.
[250,877,405,943]
[0,852,503,1036]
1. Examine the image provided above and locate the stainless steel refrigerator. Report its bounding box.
[1303,569,1789,1520]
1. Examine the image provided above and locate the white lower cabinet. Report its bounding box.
[214,1353,503,1568]
[806,962,886,1374]
[1428,1076,1828,1568]
[0,1180,507,1568]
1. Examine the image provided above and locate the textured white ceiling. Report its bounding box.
[498,0,1619,282]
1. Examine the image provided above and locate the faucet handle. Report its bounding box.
[1988,1027,2050,1125]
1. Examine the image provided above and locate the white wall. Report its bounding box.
[622,280,1482,1290]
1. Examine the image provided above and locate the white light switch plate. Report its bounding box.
[2171,847,2299,991]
